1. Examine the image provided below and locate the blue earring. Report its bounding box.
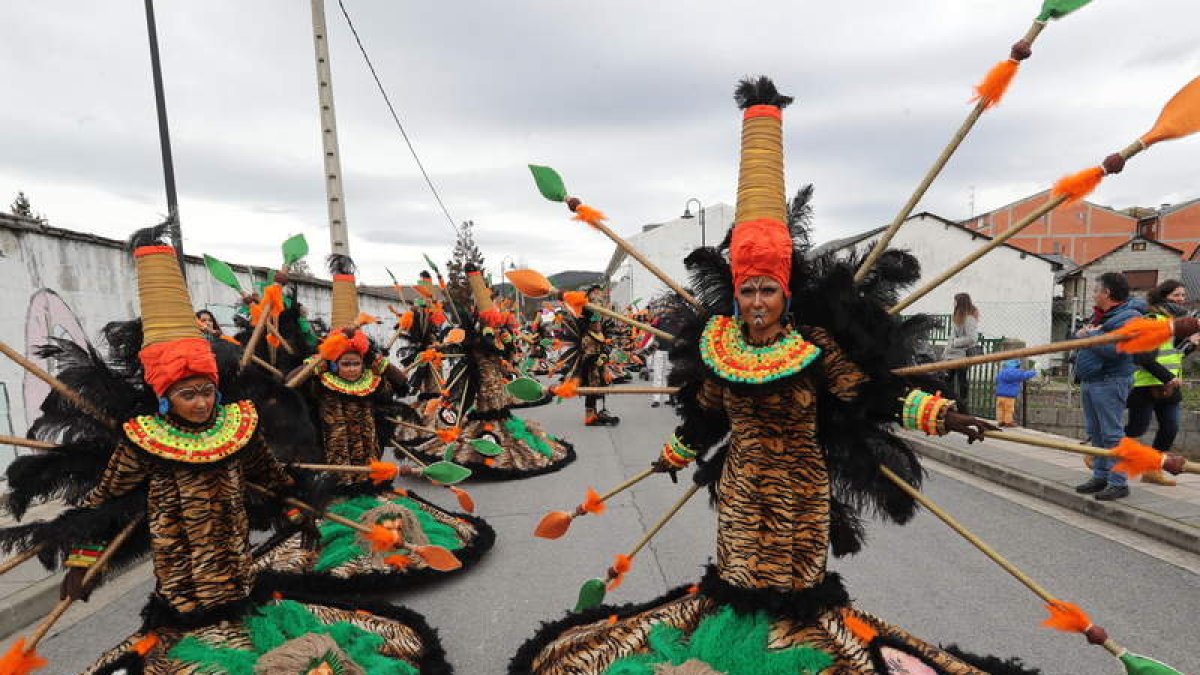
[216,391,223,406]
[328,360,338,374]
[157,397,170,415]
[733,301,740,318]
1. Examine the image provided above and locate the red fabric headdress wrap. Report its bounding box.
[140,337,220,397]
[730,219,792,295]
[318,328,370,362]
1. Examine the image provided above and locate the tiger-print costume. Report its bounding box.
[515,327,985,674]
[81,409,292,615]
[307,361,400,483]
[580,323,610,387]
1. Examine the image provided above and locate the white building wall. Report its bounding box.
[608,204,734,308]
[0,219,394,462]
[850,215,1057,355]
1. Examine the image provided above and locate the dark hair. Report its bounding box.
[1148,279,1185,307]
[195,309,223,336]
[1097,272,1130,302]
[951,293,979,326]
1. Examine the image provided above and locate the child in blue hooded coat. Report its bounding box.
[995,359,1037,427]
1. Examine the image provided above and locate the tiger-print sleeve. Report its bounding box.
[806,326,868,403]
[240,434,293,492]
[671,378,729,461]
[81,442,149,508]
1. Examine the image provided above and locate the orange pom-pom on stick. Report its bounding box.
[534,511,573,540]
[1113,316,1173,354]
[562,291,588,316]
[582,487,606,515]
[132,632,159,657]
[399,311,414,331]
[842,613,879,644]
[1042,600,1092,633]
[365,524,401,552]
[1111,437,1163,477]
[448,486,475,513]
[572,204,607,227]
[553,378,580,399]
[607,553,632,590]
[1051,166,1105,206]
[368,460,399,483]
[384,554,412,570]
[972,59,1019,109]
[0,638,47,675]
[436,427,461,444]
[419,348,444,367]
[414,545,462,572]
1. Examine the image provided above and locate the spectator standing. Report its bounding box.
[943,293,980,415]
[1074,273,1143,501]
[994,359,1037,427]
[1126,279,1189,487]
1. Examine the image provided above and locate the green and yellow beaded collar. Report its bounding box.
[700,315,820,385]
[318,357,386,397]
[123,400,258,463]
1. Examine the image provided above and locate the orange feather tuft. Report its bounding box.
[414,545,462,572]
[553,378,580,399]
[1111,437,1163,477]
[842,612,879,643]
[436,427,461,444]
[506,269,555,298]
[365,524,401,552]
[562,291,587,317]
[1042,600,1092,633]
[607,553,632,591]
[384,554,411,570]
[572,204,607,227]
[581,487,606,515]
[1051,166,1105,206]
[430,306,447,326]
[132,633,159,657]
[1113,316,1173,354]
[423,398,440,417]
[535,511,574,540]
[368,461,399,483]
[448,486,475,513]
[0,638,48,674]
[399,311,414,331]
[318,332,350,361]
[419,349,444,367]
[972,59,1019,109]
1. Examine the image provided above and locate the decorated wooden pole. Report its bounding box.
[506,269,674,341]
[0,544,46,577]
[880,466,1184,674]
[0,341,117,430]
[535,467,657,539]
[0,435,55,451]
[891,74,1200,315]
[854,0,1099,283]
[983,432,1199,477]
[0,515,144,673]
[289,460,403,484]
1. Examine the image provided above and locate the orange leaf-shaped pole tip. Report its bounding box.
[535,511,574,540]
[553,378,580,399]
[561,291,587,317]
[606,553,632,591]
[369,461,399,483]
[414,545,462,572]
[0,638,48,674]
[972,59,1019,109]
[1114,316,1173,354]
[581,487,607,515]
[1051,166,1105,206]
[354,312,378,326]
[423,399,440,417]
[506,269,555,298]
[384,554,412,570]
[365,524,401,552]
[1111,437,1163,478]
[448,486,475,513]
[1042,600,1092,633]
[573,204,607,226]
[437,427,461,444]
[1140,75,1200,147]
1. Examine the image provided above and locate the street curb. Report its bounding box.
[0,572,61,640]
[907,435,1200,557]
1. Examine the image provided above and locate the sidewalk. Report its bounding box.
[905,426,1200,555]
[0,501,62,639]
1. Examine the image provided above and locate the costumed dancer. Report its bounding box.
[256,255,493,595]
[0,229,449,674]
[555,285,622,426]
[409,263,576,479]
[511,78,1036,675]
[392,270,454,437]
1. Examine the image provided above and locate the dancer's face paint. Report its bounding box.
[336,352,365,382]
[736,276,784,333]
[167,376,218,424]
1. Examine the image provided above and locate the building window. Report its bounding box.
[1123,270,1158,291]
[1131,241,1147,251]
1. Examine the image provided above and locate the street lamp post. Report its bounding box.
[681,198,705,247]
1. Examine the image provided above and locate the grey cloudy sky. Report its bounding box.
[3,1,1198,285]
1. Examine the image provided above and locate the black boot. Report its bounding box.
[1074,477,1107,494]
[1094,484,1130,501]
[596,409,620,426]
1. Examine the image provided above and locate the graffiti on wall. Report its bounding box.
[23,288,89,427]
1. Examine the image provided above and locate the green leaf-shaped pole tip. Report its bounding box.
[1119,651,1184,675]
[203,254,243,292]
[422,254,443,277]
[575,578,607,612]
[281,233,309,267]
[469,439,504,457]
[506,376,545,402]
[1037,0,1094,21]
[443,445,456,462]
[529,165,568,203]
[423,460,472,485]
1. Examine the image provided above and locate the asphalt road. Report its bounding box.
[19,393,1200,674]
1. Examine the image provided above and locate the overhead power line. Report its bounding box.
[334,0,460,236]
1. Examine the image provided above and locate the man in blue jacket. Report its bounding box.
[1074,272,1143,501]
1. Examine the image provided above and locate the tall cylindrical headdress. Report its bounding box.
[465,264,495,314]
[328,254,359,330]
[134,242,218,396]
[730,76,795,295]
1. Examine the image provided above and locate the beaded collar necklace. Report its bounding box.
[123,400,257,463]
[700,315,821,385]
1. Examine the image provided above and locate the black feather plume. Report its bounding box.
[326,254,357,276]
[126,222,172,251]
[733,76,794,110]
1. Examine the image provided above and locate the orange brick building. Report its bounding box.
[961,193,1200,265]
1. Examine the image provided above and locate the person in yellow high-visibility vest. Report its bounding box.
[1126,280,1188,486]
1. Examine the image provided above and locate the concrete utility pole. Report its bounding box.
[311,0,351,256]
